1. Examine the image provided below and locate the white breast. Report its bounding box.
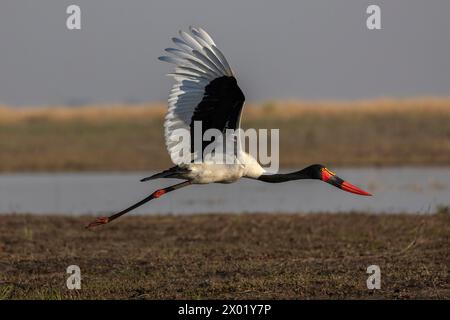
[183,152,265,184]
[240,152,266,179]
[186,162,245,184]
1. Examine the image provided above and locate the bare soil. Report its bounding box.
[0,213,448,299]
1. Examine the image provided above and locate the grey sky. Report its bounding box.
[1,0,449,106]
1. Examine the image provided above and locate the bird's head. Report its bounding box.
[301,164,372,196]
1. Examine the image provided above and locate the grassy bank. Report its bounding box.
[0,213,448,299]
[1,97,450,172]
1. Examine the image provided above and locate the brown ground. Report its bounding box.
[0,213,448,299]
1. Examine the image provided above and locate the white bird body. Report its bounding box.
[176,152,266,184]
[183,163,244,184]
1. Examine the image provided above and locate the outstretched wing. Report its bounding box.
[159,27,245,165]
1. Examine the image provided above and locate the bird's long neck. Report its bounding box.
[257,166,318,183]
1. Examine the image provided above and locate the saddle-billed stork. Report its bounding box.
[87,27,371,229]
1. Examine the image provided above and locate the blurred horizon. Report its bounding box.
[2,94,450,109]
[1,0,450,106]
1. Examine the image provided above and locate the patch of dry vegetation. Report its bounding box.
[0,103,166,123]
[0,97,449,172]
[0,213,448,299]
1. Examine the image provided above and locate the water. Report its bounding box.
[0,167,448,215]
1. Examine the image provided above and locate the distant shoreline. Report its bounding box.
[2,96,450,120]
[0,97,449,172]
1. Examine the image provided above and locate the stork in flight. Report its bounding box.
[87,27,371,229]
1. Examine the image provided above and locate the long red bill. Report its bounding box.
[340,181,372,196]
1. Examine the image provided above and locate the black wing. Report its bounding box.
[190,76,245,153]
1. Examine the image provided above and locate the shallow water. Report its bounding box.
[0,167,448,215]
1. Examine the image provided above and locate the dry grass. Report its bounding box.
[0,213,448,299]
[1,97,449,122]
[0,103,166,123]
[0,97,449,172]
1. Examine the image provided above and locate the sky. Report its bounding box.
[0,0,449,106]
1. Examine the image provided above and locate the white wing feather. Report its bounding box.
[159,27,235,164]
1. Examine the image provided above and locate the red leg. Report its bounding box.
[86,181,191,229]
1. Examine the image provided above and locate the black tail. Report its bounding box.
[140,166,188,182]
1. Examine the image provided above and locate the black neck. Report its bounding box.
[257,165,323,183]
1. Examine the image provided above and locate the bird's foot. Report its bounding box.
[86,216,110,230]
